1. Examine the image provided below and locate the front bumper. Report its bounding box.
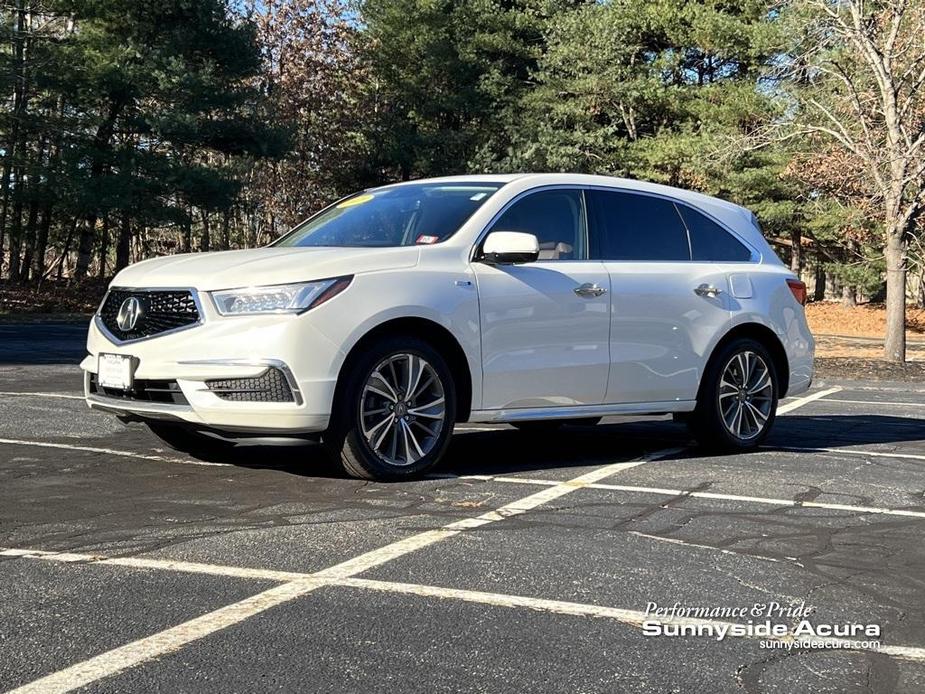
[82,307,345,434]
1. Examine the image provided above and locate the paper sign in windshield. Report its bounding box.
[337,194,374,209]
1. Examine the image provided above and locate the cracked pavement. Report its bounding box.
[1,322,924,693]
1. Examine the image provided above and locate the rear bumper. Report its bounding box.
[784,332,814,398]
[82,309,344,434]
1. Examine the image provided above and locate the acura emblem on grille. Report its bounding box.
[116,297,143,331]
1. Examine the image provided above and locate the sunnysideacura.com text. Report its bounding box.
[642,601,882,651]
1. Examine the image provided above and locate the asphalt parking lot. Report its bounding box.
[2,322,925,693]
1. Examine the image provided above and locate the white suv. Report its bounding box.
[83,174,814,480]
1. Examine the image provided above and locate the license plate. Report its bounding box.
[98,353,135,390]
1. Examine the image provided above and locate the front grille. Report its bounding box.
[205,367,294,402]
[99,288,200,342]
[89,373,189,405]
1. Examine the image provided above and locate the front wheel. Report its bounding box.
[688,338,778,451]
[324,336,456,480]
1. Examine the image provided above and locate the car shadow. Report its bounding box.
[175,413,925,480]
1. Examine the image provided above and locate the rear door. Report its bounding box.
[586,188,732,404]
[472,188,612,410]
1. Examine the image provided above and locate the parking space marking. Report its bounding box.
[6,579,326,694]
[0,391,84,400]
[5,547,924,664]
[5,447,680,694]
[334,577,925,662]
[822,398,925,408]
[0,548,310,582]
[626,531,793,564]
[312,447,684,580]
[769,445,925,463]
[456,475,925,519]
[776,386,842,414]
[0,438,230,467]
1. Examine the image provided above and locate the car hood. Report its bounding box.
[111,246,421,291]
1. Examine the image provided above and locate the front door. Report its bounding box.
[472,188,612,410]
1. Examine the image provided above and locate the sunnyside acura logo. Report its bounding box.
[116,297,143,332]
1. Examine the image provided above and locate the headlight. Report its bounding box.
[210,276,352,316]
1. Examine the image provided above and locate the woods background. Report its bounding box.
[1,0,924,360]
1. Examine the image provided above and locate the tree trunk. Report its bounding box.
[97,214,110,278]
[883,231,906,362]
[841,284,856,308]
[813,264,826,302]
[73,98,125,278]
[0,0,28,280]
[221,208,231,250]
[19,196,39,282]
[789,228,802,273]
[182,214,192,253]
[57,218,77,280]
[32,201,51,280]
[74,219,96,278]
[199,209,210,252]
[116,213,132,271]
[7,176,24,282]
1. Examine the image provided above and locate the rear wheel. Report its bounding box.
[688,338,778,450]
[324,336,456,480]
[512,417,602,432]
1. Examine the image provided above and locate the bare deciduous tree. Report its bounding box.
[782,0,925,361]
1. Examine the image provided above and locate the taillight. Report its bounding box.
[786,279,807,306]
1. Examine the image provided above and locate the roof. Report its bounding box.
[381,173,745,214]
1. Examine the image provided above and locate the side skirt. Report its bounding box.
[468,400,696,424]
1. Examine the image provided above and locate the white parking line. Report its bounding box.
[312,448,682,580]
[626,531,793,565]
[769,445,925,463]
[0,548,311,582]
[776,386,842,414]
[0,391,84,400]
[822,398,925,408]
[459,474,925,519]
[8,579,325,694]
[4,447,680,694]
[0,438,228,467]
[5,547,924,663]
[336,577,925,662]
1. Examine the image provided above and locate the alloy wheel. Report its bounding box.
[718,350,774,441]
[359,352,446,466]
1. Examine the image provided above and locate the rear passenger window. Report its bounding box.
[678,205,752,262]
[588,190,690,261]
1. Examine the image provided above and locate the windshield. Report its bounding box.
[274,182,504,248]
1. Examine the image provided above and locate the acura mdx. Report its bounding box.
[83,174,814,479]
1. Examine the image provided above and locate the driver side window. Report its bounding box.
[490,189,586,260]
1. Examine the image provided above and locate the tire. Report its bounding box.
[512,417,602,432]
[324,336,456,480]
[687,338,779,451]
[146,421,230,457]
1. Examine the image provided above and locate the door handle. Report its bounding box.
[694,283,723,298]
[574,283,607,298]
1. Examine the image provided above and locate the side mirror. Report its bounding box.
[480,231,539,264]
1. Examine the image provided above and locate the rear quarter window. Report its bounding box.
[678,205,752,262]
